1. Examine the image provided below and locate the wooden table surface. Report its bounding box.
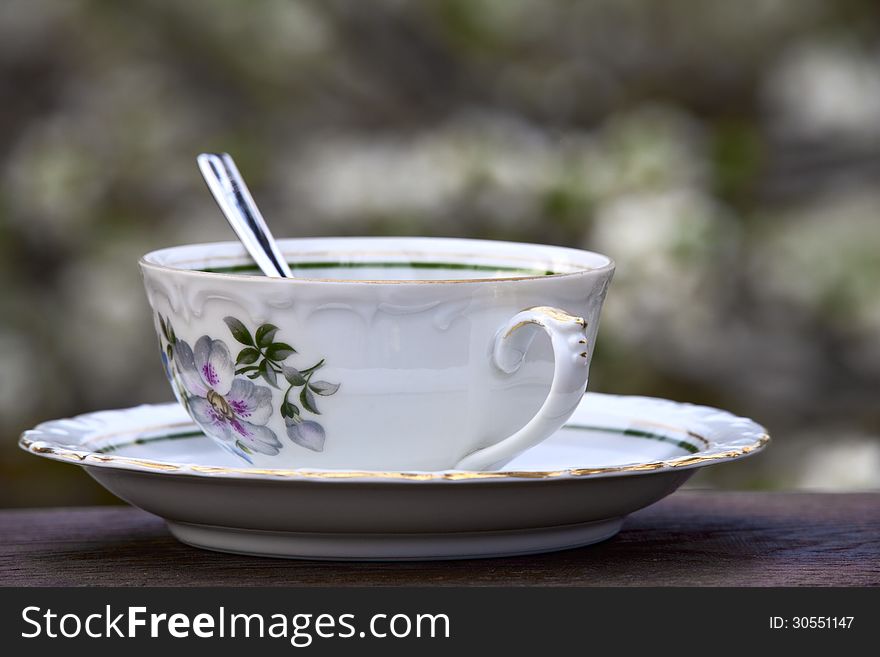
[2,492,878,586]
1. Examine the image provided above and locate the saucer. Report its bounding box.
[20,393,768,560]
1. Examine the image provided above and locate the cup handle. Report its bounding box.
[455,306,591,470]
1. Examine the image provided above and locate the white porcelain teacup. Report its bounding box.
[140,237,614,471]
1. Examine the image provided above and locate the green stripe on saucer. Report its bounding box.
[96,426,700,455]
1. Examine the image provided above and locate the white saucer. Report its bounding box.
[20,393,768,560]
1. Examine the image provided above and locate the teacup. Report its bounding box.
[140,237,614,470]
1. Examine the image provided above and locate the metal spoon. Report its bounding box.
[197,152,293,278]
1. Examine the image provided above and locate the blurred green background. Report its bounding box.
[2,0,879,506]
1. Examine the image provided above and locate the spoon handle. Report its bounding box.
[197,153,293,278]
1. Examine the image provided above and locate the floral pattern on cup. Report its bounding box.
[157,314,340,461]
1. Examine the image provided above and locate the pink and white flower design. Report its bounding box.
[173,336,281,456]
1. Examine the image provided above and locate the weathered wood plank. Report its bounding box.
[1,493,877,586]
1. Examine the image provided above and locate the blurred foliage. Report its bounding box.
[1,0,879,506]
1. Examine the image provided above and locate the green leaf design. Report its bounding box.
[259,359,279,388]
[283,366,306,386]
[158,315,170,342]
[300,386,320,415]
[266,342,296,361]
[236,347,260,365]
[281,400,300,419]
[224,317,254,346]
[255,324,279,348]
[310,381,340,396]
[236,441,253,455]
[158,315,177,344]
